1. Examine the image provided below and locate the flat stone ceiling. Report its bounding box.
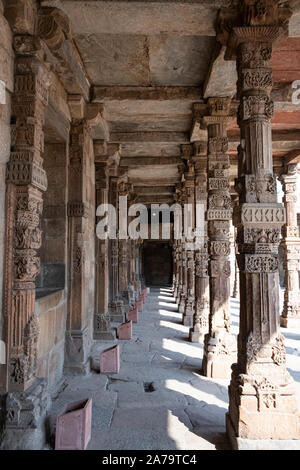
[43,0,300,201]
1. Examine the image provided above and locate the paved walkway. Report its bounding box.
[47,287,300,450]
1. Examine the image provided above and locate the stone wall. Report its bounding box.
[36,290,67,387]
[37,143,68,297]
[34,142,69,388]
[143,241,173,286]
[0,3,13,340]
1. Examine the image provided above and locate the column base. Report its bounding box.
[109,300,125,323]
[64,327,92,375]
[94,312,116,340]
[189,329,206,343]
[202,330,237,379]
[0,378,50,450]
[94,330,116,341]
[183,298,194,326]
[226,412,300,450]
[227,365,300,441]
[280,316,300,328]
[182,315,194,327]
[178,298,186,313]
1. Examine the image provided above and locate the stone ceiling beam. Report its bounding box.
[129,177,180,186]
[37,7,90,101]
[120,157,181,167]
[284,149,300,165]
[93,86,203,102]
[135,186,175,195]
[136,195,175,205]
[203,45,237,99]
[41,0,224,36]
[110,132,189,143]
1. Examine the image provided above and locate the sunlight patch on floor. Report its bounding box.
[163,379,228,408]
[159,320,187,332]
[158,309,182,319]
[158,295,175,301]
[159,301,178,309]
[162,338,201,358]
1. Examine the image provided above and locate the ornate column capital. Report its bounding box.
[217,1,292,60]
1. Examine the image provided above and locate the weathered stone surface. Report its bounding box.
[100,345,120,374]
[55,398,92,450]
[118,320,133,340]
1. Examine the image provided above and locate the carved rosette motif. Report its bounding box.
[3,36,50,392]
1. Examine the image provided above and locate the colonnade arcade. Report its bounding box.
[0,0,300,450]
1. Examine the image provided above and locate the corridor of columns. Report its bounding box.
[1,0,300,451]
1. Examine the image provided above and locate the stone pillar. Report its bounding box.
[65,118,93,374]
[134,240,142,295]
[190,146,210,342]
[222,2,300,443]
[0,31,50,436]
[182,158,196,327]
[202,98,236,379]
[178,184,188,313]
[2,38,49,392]
[175,242,181,304]
[94,162,115,339]
[108,176,125,322]
[178,246,187,313]
[127,193,138,305]
[280,164,300,327]
[173,241,179,298]
[138,241,145,289]
[118,180,133,311]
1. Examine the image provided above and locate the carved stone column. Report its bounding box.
[108,176,125,322]
[127,191,138,305]
[173,241,179,298]
[1,37,49,395]
[190,145,210,342]
[182,155,196,326]
[134,240,142,295]
[94,161,115,340]
[174,184,183,305]
[178,247,187,313]
[0,31,51,440]
[202,98,236,379]
[178,184,188,313]
[175,243,183,305]
[221,1,300,444]
[118,180,133,312]
[280,164,300,327]
[65,119,93,374]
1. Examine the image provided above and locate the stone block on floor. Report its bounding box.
[100,345,120,374]
[55,397,92,450]
[118,320,133,340]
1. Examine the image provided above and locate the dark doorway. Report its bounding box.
[143,242,173,286]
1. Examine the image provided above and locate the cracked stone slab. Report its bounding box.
[116,389,189,409]
[111,407,192,432]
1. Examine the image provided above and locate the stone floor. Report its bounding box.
[46,287,300,450]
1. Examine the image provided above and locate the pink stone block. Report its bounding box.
[128,307,138,323]
[55,398,92,450]
[136,300,143,313]
[100,345,120,373]
[118,320,132,340]
[142,288,147,297]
